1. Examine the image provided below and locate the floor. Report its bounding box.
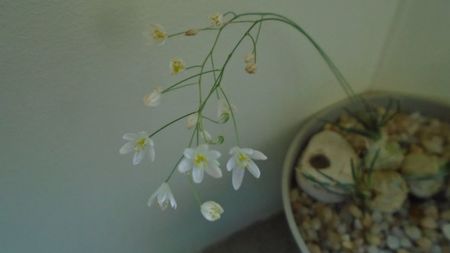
[202,212,300,253]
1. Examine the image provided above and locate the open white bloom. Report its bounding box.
[201,201,224,221]
[186,113,198,129]
[150,24,167,45]
[170,57,186,75]
[178,144,222,183]
[148,182,177,210]
[227,147,267,190]
[119,131,155,165]
[209,12,223,27]
[143,86,162,107]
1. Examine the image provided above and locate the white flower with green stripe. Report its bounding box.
[119,131,155,165]
[227,147,267,190]
[178,144,222,183]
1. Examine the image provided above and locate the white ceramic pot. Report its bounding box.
[281,91,450,252]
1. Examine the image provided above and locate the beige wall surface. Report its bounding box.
[371,0,450,102]
[1,1,398,252]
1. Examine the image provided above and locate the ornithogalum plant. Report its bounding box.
[120,11,388,221]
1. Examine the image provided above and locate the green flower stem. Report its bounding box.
[202,116,221,124]
[188,176,202,205]
[148,111,197,139]
[219,87,240,145]
[164,127,197,182]
[162,70,221,94]
[165,82,198,92]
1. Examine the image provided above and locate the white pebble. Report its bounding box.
[431,245,442,253]
[367,245,380,253]
[372,211,383,223]
[442,223,450,240]
[387,235,400,250]
[400,237,412,248]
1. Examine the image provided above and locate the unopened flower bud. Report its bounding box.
[184,29,199,36]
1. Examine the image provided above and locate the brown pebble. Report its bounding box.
[308,243,321,253]
[417,237,432,252]
[348,204,363,218]
[362,213,373,228]
[420,217,438,229]
[441,210,450,221]
[424,205,439,219]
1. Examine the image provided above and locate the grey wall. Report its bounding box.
[1,0,400,252]
[372,0,450,101]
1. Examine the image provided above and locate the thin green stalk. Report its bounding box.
[162,70,221,93]
[164,125,197,182]
[149,111,197,138]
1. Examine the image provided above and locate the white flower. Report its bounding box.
[186,113,198,129]
[217,99,236,123]
[119,131,155,165]
[227,147,267,190]
[170,57,186,75]
[201,201,224,221]
[178,144,222,183]
[143,86,162,107]
[149,24,167,45]
[209,12,223,27]
[148,182,177,210]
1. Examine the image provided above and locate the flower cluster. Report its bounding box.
[120,12,270,222]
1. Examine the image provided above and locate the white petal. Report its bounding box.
[133,150,145,165]
[169,197,177,209]
[119,142,134,154]
[201,201,224,221]
[177,158,191,173]
[232,167,245,190]
[208,150,221,160]
[123,133,137,141]
[250,150,267,160]
[148,147,155,162]
[240,148,255,155]
[192,167,204,183]
[183,148,195,159]
[248,161,261,178]
[226,157,235,172]
[206,164,222,178]
[229,146,239,155]
[168,193,177,209]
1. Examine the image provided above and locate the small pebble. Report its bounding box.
[387,235,400,250]
[367,245,380,253]
[349,204,363,218]
[442,223,450,240]
[431,245,442,253]
[366,233,382,246]
[421,217,438,229]
[417,237,432,252]
[441,210,450,221]
[354,219,363,230]
[404,225,422,240]
[399,237,412,248]
[308,243,321,253]
[424,205,439,219]
[311,218,321,231]
[372,211,383,223]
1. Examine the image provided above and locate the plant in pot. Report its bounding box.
[119,11,450,252]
